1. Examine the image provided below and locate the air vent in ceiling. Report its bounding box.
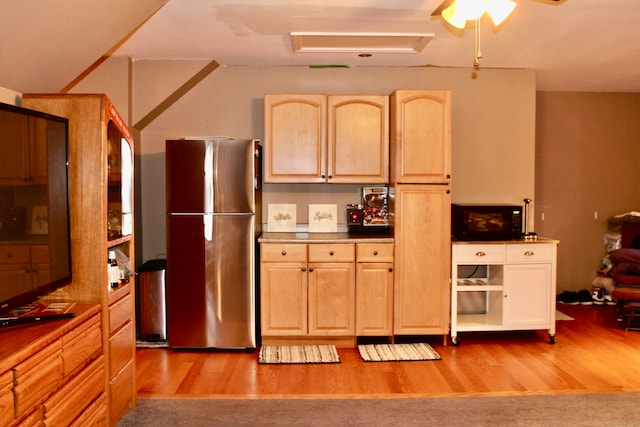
[290,32,434,54]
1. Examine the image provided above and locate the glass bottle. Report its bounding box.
[108,250,119,289]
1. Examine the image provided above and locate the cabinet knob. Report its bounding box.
[446,174,451,179]
[329,251,334,256]
[524,251,535,256]
[281,250,287,256]
[321,174,326,179]
[373,251,378,256]
[302,267,306,272]
[309,267,314,272]
[6,252,13,258]
[388,268,393,272]
[504,294,508,298]
[475,251,486,257]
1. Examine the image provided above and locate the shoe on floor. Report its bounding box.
[603,293,616,305]
[592,288,605,305]
[557,290,579,305]
[578,289,594,305]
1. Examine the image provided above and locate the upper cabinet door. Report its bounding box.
[390,90,451,184]
[328,95,389,184]
[263,94,326,183]
[263,93,389,184]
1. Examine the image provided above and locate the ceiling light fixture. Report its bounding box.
[440,0,516,67]
[442,0,516,28]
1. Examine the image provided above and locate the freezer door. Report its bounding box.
[166,138,255,214]
[166,214,256,348]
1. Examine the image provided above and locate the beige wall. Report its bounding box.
[21,60,543,284]
[535,92,640,292]
[128,63,536,264]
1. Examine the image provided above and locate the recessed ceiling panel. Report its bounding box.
[290,32,434,54]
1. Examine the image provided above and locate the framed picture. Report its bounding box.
[267,204,296,232]
[308,204,337,233]
[31,205,48,235]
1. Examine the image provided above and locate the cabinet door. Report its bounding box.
[0,246,32,301]
[390,90,451,184]
[308,262,355,336]
[328,95,389,183]
[264,94,326,183]
[503,264,552,326]
[0,109,29,185]
[356,262,393,336]
[260,261,308,335]
[29,116,49,185]
[393,184,451,335]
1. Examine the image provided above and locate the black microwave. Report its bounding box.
[451,204,523,241]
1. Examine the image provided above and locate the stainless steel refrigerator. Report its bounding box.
[165,138,260,349]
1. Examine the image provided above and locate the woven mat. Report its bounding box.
[258,345,340,364]
[358,343,441,362]
[136,340,169,349]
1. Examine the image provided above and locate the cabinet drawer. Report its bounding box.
[110,360,134,422]
[70,392,107,427]
[62,314,102,377]
[453,244,505,264]
[13,341,63,417]
[109,321,134,376]
[43,355,104,427]
[357,243,393,262]
[0,370,14,426]
[308,243,355,262]
[0,245,30,264]
[109,292,133,333]
[506,244,555,263]
[261,243,307,262]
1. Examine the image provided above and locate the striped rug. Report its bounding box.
[258,345,340,364]
[358,343,441,362]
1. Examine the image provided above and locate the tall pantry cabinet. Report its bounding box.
[390,90,452,339]
[22,94,136,426]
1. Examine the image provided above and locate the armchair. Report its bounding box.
[610,222,640,330]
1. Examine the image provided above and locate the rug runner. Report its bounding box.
[358,343,441,362]
[258,345,340,364]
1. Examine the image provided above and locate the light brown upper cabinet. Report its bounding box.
[264,94,389,184]
[0,110,48,186]
[390,90,451,184]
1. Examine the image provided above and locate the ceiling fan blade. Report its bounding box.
[431,0,455,16]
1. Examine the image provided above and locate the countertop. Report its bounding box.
[451,237,560,245]
[258,232,394,244]
[0,235,49,245]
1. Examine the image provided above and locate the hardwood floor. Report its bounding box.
[135,304,640,398]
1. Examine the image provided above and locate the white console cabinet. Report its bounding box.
[450,240,559,345]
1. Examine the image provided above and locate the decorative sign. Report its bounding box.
[267,204,296,232]
[308,204,337,233]
[31,206,48,235]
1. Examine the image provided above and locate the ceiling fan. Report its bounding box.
[431,0,567,19]
[431,0,566,66]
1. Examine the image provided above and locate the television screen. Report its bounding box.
[0,102,71,315]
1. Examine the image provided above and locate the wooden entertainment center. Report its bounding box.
[0,304,105,426]
[19,94,137,426]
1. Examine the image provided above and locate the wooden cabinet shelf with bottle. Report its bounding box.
[22,93,136,426]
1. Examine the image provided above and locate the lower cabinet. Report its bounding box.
[356,244,394,336]
[260,241,394,345]
[0,304,105,426]
[261,243,355,340]
[450,241,559,345]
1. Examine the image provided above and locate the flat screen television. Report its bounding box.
[0,102,72,316]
